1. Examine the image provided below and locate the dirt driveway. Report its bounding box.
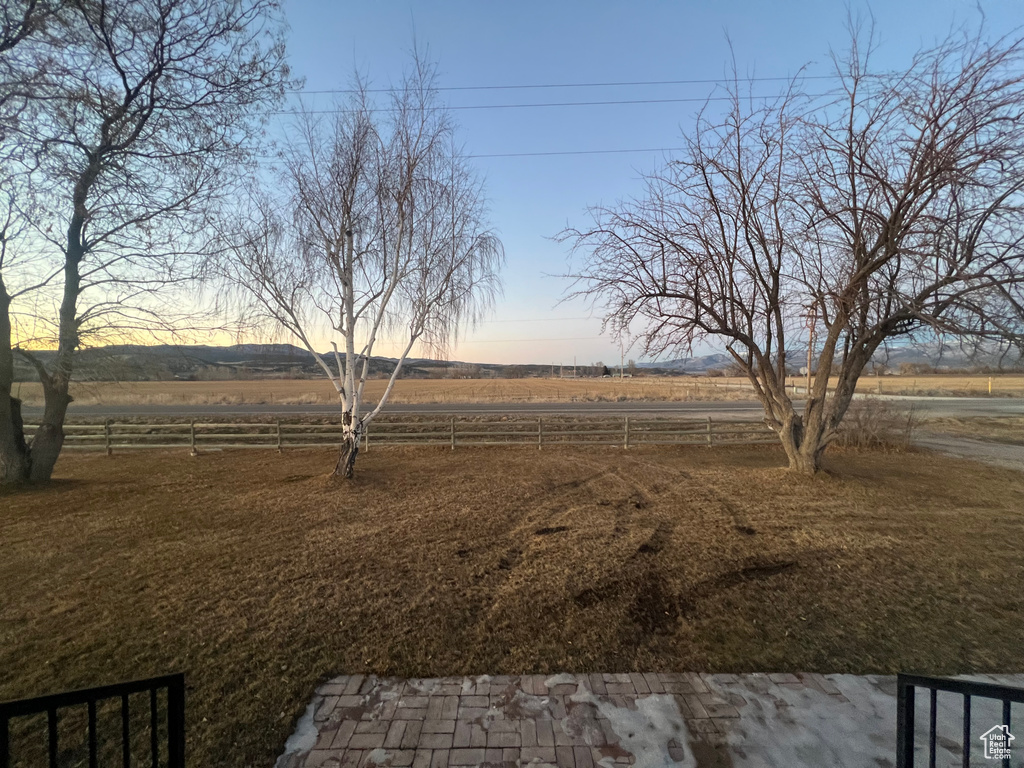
[914,430,1024,472]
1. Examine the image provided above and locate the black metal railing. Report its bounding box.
[897,673,1024,767]
[0,673,184,768]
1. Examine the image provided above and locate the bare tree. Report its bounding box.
[227,58,503,478]
[561,24,1024,473]
[0,1,67,483]
[0,0,59,119]
[0,0,289,484]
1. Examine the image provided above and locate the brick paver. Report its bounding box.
[277,672,811,767]
[276,672,1024,767]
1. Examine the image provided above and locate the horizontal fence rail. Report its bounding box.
[0,673,184,768]
[897,673,1024,768]
[23,417,777,453]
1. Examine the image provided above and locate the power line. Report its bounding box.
[290,74,839,95]
[468,147,687,159]
[476,316,594,323]
[254,145,689,162]
[270,92,824,117]
[456,336,606,344]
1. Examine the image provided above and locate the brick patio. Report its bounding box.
[274,671,859,768]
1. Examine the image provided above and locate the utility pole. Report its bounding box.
[620,341,624,379]
[804,304,817,397]
[573,356,576,379]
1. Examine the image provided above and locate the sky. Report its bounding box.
[267,0,1024,366]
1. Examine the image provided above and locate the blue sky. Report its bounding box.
[272,0,1023,366]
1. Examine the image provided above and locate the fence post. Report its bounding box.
[450,417,455,451]
[538,418,543,450]
[276,420,282,452]
[189,421,196,456]
[706,417,713,447]
[364,423,369,453]
[104,419,112,456]
[624,416,630,449]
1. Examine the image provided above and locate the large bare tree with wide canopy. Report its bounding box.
[228,58,503,478]
[0,0,289,484]
[561,25,1024,473]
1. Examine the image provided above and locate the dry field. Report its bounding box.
[2,446,1023,766]
[11,372,1024,407]
[812,373,1024,397]
[11,377,753,406]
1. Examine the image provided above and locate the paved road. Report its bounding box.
[22,396,1024,420]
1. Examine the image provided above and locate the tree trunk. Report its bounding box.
[332,410,361,479]
[27,380,71,482]
[0,287,30,484]
[786,446,822,474]
[333,434,358,479]
[0,395,30,483]
[777,415,825,474]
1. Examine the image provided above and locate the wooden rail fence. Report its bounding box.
[23,417,777,454]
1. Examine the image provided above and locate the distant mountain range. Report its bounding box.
[638,343,1024,373]
[11,343,510,382]
[12,340,1022,382]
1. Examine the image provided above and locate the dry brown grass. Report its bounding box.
[10,377,771,406]
[2,446,1023,766]
[788,373,1024,397]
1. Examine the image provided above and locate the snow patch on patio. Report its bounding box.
[701,673,1024,768]
[544,672,577,688]
[569,688,696,768]
[274,700,318,767]
[462,674,491,694]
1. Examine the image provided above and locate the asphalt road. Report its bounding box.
[22,396,1024,420]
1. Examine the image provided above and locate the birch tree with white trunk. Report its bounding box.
[229,60,503,478]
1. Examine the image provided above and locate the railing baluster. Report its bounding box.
[0,675,185,767]
[897,676,1024,768]
[167,675,186,768]
[122,693,131,767]
[1002,699,1011,768]
[897,677,915,768]
[0,716,9,768]
[47,707,58,768]
[929,688,937,768]
[151,687,159,767]
[88,700,98,768]
[962,694,971,768]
